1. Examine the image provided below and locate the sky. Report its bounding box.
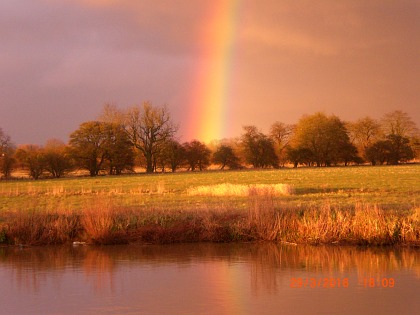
[0,0,419,145]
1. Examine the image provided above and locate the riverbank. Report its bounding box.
[1,192,419,246]
[1,165,419,246]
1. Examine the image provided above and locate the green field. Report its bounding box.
[1,164,419,213]
[0,165,419,246]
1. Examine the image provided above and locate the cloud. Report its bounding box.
[0,0,418,144]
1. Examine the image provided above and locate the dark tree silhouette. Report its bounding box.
[0,128,15,179]
[212,144,241,170]
[183,140,211,171]
[241,126,278,168]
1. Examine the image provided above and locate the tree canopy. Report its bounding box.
[291,112,357,166]
[2,108,419,179]
[241,126,278,168]
[124,102,178,173]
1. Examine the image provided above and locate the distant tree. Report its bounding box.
[0,153,15,179]
[158,139,186,172]
[269,122,294,166]
[286,147,314,168]
[0,128,15,179]
[103,123,135,175]
[385,134,414,165]
[241,126,279,168]
[381,110,418,139]
[339,141,362,166]
[365,134,414,165]
[380,110,418,162]
[365,140,392,165]
[0,128,11,147]
[43,139,73,178]
[124,102,178,173]
[98,104,136,174]
[412,136,420,160]
[98,103,125,125]
[183,140,211,171]
[15,145,46,179]
[69,121,109,176]
[347,116,381,160]
[212,144,241,170]
[291,113,357,166]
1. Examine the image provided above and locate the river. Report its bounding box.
[0,243,419,314]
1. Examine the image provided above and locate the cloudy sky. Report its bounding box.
[1,0,419,145]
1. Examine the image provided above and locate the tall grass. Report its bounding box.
[1,189,419,246]
[1,208,80,245]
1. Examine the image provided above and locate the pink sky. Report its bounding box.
[0,0,419,144]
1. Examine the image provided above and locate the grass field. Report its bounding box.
[0,164,418,212]
[0,165,419,246]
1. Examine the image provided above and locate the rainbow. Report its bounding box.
[187,0,240,143]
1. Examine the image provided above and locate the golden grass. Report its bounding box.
[0,189,419,246]
[0,181,172,197]
[0,204,420,246]
[1,165,419,216]
[1,208,80,245]
[187,183,295,197]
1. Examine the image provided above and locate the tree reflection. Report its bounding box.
[0,244,419,295]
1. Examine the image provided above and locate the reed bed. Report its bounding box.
[0,190,419,246]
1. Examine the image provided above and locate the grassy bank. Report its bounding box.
[0,165,419,246]
[1,164,419,211]
[0,192,419,246]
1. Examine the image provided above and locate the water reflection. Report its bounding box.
[0,244,419,314]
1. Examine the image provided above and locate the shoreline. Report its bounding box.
[1,200,419,247]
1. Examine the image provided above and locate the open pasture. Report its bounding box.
[0,164,418,213]
[0,165,419,246]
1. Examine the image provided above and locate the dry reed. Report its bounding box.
[0,193,419,246]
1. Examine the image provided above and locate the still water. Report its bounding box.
[0,243,419,315]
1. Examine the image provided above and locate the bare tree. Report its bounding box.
[125,102,178,173]
[269,121,294,166]
[0,128,15,179]
[380,110,419,162]
[381,110,418,138]
[99,103,125,125]
[347,116,381,160]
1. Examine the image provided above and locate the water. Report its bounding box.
[0,243,418,315]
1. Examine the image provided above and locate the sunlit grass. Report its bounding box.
[0,165,418,245]
[0,164,418,212]
[187,183,294,197]
[0,193,419,246]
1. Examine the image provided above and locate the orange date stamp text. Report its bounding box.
[290,277,395,289]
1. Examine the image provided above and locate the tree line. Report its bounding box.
[1,103,419,179]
